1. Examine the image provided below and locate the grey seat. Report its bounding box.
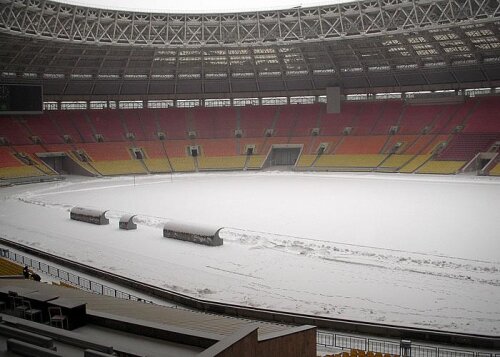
[48,307,68,329]
[13,296,28,318]
[23,300,42,322]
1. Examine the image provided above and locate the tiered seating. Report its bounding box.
[198,139,238,156]
[212,107,237,138]
[192,107,238,139]
[404,134,448,155]
[240,106,277,137]
[335,136,387,154]
[273,105,298,137]
[246,155,266,169]
[296,154,316,167]
[0,147,22,167]
[139,109,161,141]
[463,97,500,133]
[398,105,442,134]
[314,154,387,169]
[88,110,125,141]
[291,104,321,136]
[122,110,147,141]
[92,160,147,175]
[137,141,172,173]
[379,155,414,170]
[438,133,499,161]
[24,113,64,144]
[69,111,96,142]
[79,143,132,161]
[238,138,266,155]
[0,117,31,145]
[49,111,84,143]
[0,165,45,179]
[288,136,316,154]
[319,102,359,136]
[0,257,22,276]
[351,102,384,135]
[435,100,475,134]
[157,108,188,139]
[169,157,195,172]
[198,156,246,170]
[143,159,172,173]
[382,135,419,154]
[399,155,431,173]
[13,145,56,175]
[164,140,191,157]
[418,160,466,174]
[489,162,500,176]
[371,101,403,135]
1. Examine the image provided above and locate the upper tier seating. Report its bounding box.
[463,97,500,133]
[398,105,443,134]
[0,117,32,145]
[157,108,188,139]
[88,110,125,141]
[121,110,147,141]
[351,102,384,135]
[1,96,500,179]
[319,102,359,136]
[191,107,237,138]
[24,113,64,144]
[239,106,277,137]
[371,101,404,135]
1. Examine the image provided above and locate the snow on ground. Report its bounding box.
[0,172,499,335]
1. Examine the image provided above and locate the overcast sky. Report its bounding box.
[52,0,353,13]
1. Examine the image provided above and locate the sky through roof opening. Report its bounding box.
[51,0,355,13]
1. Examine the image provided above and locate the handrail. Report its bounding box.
[0,237,499,351]
[0,247,153,305]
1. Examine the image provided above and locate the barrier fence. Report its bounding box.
[316,332,499,357]
[1,247,498,356]
[0,248,153,304]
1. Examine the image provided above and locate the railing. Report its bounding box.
[1,246,498,355]
[316,331,498,357]
[0,248,153,304]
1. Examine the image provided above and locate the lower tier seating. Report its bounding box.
[417,160,466,174]
[489,163,500,176]
[314,154,387,169]
[0,166,46,179]
[92,160,147,175]
[246,155,266,169]
[296,155,316,167]
[169,157,196,172]
[379,154,414,169]
[198,156,246,170]
[143,158,172,173]
[398,155,432,173]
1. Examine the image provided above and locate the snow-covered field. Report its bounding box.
[1,172,499,335]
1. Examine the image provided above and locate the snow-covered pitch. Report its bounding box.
[1,172,499,335]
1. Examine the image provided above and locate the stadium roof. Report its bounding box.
[0,0,499,100]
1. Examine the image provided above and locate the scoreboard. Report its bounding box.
[0,84,43,114]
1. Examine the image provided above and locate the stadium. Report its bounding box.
[0,0,499,356]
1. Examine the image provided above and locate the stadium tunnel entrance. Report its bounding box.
[264,145,302,169]
[37,152,94,176]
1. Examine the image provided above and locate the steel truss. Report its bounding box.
[0,0,499,47]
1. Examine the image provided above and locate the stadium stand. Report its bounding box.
[2,97,500,179]
[0,258,22,276]
[417,160,466,174]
